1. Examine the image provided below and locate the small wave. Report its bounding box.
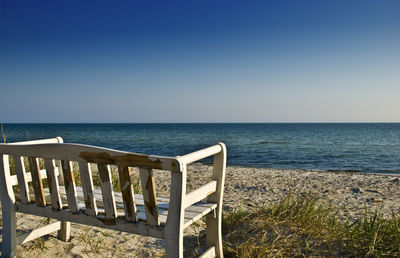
[258,141,287,145]
[326,169,362,173]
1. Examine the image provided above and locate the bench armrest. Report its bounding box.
[184,180,218,208]
[6,137,63,145]
[178,143,223,165]
[178,143,227,208]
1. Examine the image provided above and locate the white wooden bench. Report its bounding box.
[0,137,226,257]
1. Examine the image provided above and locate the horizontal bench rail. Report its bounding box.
[6,137,63,145]
[0,143,180,171]
[185,180,217,208]
[178,144,222,165]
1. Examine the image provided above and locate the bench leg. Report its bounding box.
[1,204,17,258]
[164,228,184,258]
[57,221,71,242]
[206,208,223,258]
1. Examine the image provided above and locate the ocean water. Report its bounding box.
[2,123,400,174]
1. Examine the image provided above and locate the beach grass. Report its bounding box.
[222,191,400,257]
[72,164,142,193]
[1,124,6,143]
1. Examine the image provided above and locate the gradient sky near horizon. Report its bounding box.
[1,0,399,122]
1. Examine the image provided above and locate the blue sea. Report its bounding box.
[2,123,400,174]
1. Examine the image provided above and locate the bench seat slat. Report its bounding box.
[10,168,50,186]
[39,187,216,228]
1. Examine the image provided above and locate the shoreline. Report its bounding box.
[179,164,400,219]
[200,163,400,176]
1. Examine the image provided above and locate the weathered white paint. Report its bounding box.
[139,168,159,226]
[0,138,226,258]
[7,137,62,145]
[118,166,137,222]
[178,145,222,164]
[29,157,46,207]
[14,156,30,203]
[0,143,181,172]
[78,162,98,216]
[15,203,165,238]
[40,186,216,227]
[199,246,216,258]
[16,221,61,244]
[61,160,79,213]
[0,154,17,258]
[57,221,71,242]
[10,168,49,186]
[206,143,227,258]
[97,164,117,219]
[44,158,62,210]
[184,180,217,208]
[164,166,186,258]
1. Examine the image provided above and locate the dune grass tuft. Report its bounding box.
[222,191,400,257]
[1,124,7,143]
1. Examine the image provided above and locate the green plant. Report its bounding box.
[345,206,400,256]
[78,226,104,254]
[72,164,142,193]
[222,192,400,257]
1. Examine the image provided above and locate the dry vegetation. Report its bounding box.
[222,191,400,257]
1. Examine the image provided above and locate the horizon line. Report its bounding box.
[1,121,400,124]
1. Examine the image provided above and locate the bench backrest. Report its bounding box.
[0,137,182,228]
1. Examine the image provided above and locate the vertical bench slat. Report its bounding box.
[61,160,79,212]
[78,162,98,216]
[1,154,17,257]
[97,164,117,219]
[44,159,62,210]
[118,166,137,222]
[29,157,46,207]
[139,168,159,226]
[14,156,30,203]
[56,160,65,186]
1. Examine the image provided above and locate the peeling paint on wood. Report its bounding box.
[14,156,30,203]
[1,138,226,258]
[145,176,157,216]
[61,160,79,212]
[44,158,63,210]
[97,164,117,219]
[79,152,163,169]
[118,166,137,222]
[78,162,98,216]
[97,216,117,226]
[140,168,159,226]
[29,157,46,207]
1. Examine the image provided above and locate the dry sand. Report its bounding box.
[1,164,400,257]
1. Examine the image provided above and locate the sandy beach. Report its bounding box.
[2,164,400,257]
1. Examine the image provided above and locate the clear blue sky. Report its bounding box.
[1,0,399,122]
